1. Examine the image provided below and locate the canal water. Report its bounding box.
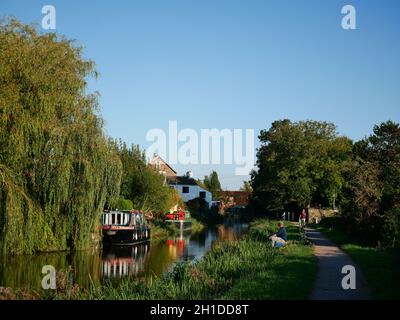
[0,220,248,291]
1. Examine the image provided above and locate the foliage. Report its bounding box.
[250,119,352,217]
[0,19,122,254]
[149,219,179,240]
[240,181,253,193]
[114,141,180,218]
[186,197,223,225]
[203,171,222,200]
[342,121,400,246]
[115,198,133,210]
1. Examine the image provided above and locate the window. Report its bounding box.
[199,191,206,199]
[102,212,130,226]
[182,186,189,194]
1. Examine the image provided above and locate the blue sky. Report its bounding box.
[1,0,400,189]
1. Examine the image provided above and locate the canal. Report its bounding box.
[0,220,248,291]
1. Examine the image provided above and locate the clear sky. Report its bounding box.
[1,0,400,189]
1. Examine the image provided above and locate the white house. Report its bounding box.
[149,155,212,208]
[167,172,213,208]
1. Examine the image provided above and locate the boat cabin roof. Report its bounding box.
[103,210,144,215]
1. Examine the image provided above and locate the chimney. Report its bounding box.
[186,170,193,178]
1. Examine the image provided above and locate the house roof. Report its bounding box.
[149,155,177,175]
[167,176,199,186]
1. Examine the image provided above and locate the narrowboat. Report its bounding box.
[165,208,192,230]
[101,210,151,245]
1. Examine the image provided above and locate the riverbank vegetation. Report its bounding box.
[186,198,224,226]
[250,119,400,249]
[0,220,317,300]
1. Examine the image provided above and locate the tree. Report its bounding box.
[0,20,122,254]
[250,120,352,217]
[203,171,222,200]
[240,181,253,193]
[342,121,400,246]
[114,142,179,217]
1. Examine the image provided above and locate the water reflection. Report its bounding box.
[0,221,248,291]
[102,244,150,279]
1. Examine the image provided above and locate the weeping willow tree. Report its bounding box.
[0,19,122,254]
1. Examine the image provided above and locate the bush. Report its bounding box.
[187,198,223,225]
[186,197,209,212]
[383,206,400,248]
[115,198,133,210]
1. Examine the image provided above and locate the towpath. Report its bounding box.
[306,228,371,300]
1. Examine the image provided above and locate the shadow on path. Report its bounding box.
[306,228,371,300]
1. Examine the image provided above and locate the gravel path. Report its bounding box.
[306,227,372,300]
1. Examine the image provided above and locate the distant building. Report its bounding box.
[218,191,251,214]
[149,154,177,178]
[149,155,212,208]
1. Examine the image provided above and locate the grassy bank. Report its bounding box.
[1,219,317,300]
[221,220,317,299]
[309,222,400,299]
[149,219,178,241]
[191,217,205,234]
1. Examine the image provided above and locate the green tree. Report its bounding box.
[0,20,122,254]
[240,181,253,193]
[115,142,179,217]
[343,121,400,246]
[204,171,222,200]
[251,120,352,216]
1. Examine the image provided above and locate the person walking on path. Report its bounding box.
[300,209,306,227]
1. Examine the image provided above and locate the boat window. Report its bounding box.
[136,214,142,226]
[102,212,132,226]
[102,213,110,225]
[123,213,129,225]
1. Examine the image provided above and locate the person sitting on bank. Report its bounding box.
[269,221,287,248]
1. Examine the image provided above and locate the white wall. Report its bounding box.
[171,185,212,208]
